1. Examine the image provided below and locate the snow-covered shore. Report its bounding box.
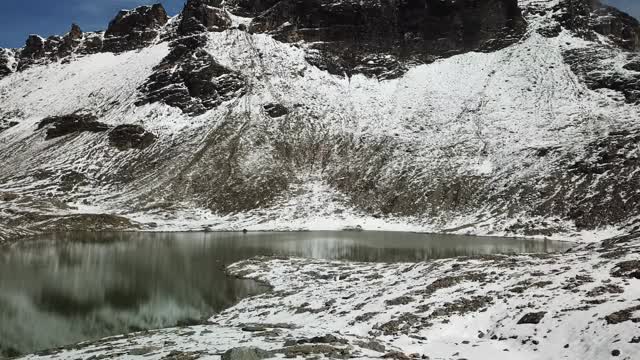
[17,232,640,360]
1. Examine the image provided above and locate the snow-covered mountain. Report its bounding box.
[0,0,639,241]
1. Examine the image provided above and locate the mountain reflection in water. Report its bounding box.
[0,231,573,356]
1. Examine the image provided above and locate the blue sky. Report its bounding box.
[0,0,638,48]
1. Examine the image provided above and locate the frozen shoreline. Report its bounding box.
[16,232,640,360]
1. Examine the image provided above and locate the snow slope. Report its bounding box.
[0,0,639,241]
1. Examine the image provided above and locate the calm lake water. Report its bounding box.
[0,231,573,356]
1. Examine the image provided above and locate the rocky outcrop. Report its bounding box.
[248,0,526,78]
[136,36,246,115]
[18,35,46,70]
[263,103,289,118]
[103,4,169,53]
[137,0,245,115]
[109,125,156,150]
[3,4,169,72]
[551,0,640,50]
[43,24,84,59]
[0,49,17,78]
[225,0,280,17]
[37,114,109,140]
[13,24,104,70]
[0,120,18,134]
[179,0,232,35]
[521,0,640,104]
[563,47,640,104]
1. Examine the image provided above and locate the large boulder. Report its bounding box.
[108,125,156,151]
[221,347,272,360]
[103,4,169,52]
[37,114,110,140]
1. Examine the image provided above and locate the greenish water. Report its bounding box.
[0,231,573,356]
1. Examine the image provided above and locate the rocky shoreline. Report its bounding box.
[13,232,640,360]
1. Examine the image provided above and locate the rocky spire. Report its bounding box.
[178,0,232,35]
[103,4,169,53]
[68,23,83,41]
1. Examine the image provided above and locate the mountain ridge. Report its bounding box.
[0,0,640,243]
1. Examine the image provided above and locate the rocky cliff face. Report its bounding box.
[102,4,169,53]
[137,1,245,115]
[0,0,639,240]
[248,0,526,78]
[0,49,16,79]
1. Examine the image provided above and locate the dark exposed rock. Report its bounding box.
[563,48,640,104]
[128,347,159,356]
[561,274,594,290]
[517,311,546,325]
[611,260,640,279]
[263,103,289,118]
[162,350,203,360]
[135,1,243,114]
[226,0,280,17]
[304,334,347,344]
[385,295,415,306]
[417,273,487,296]
[353,339,386,353]
[241,325,268,332]
[612,349,621,357]
[585,284,624,297]
[382,351,412,360]
[18,35,46,69]
[279,344,349,358]
[623,60,640,72]
[103,4,169,53]
[429,296,493,318]
[108,125,156,151]
[0,192,19,202]
[221,347,272,360]
[605,305,640,324]
[552,0,640,51]
[16,24,95,70]
[249,0,526,78]
[48,23,84,59]
[179,0,232,35]
[59,170,88,192]
[0,49,17,78]
[78,33,105,55]
[532,130,640,229]
[376,313,423,336]
[37,114,109,140]
[0,120,19,134]
[137,41,246,115]
[354,311,379,322]
[556,0,640,104]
